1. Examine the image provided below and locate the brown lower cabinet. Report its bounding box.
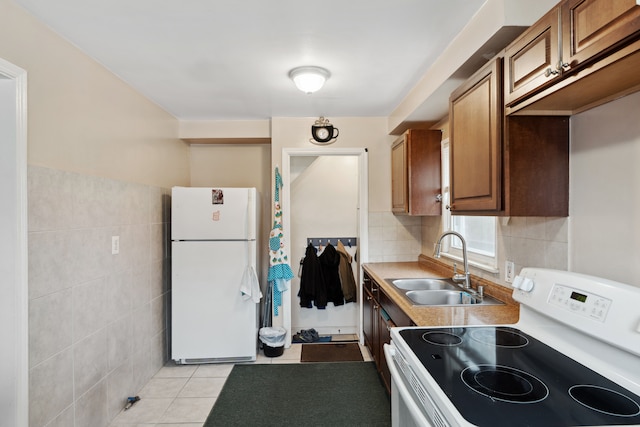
[363,272,412,394]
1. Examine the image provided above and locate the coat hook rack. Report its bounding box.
[307,237,357,248]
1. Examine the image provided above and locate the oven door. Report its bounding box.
[383,343,435,427]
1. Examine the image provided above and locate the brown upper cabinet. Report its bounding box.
[505,0,640,114]
[504,7,562,107]
[449,58,502,213]
[391,129,442,216]
[562,0,640,71]
[449,58,570,216]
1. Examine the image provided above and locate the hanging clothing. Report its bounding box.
[267,166,294,317]
[298,243,327,309]
[336,240,357,303]
[319,243,345,306]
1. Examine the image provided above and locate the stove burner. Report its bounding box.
[461,364,549,404]
[569,385,640,417]
[421,329,463,346]
[469,327,529,348]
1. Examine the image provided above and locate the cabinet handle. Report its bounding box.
[446,204,454,211]
[366,295,372,301]
[557,60,570,71]
[544,67,560,77]
[435,194,443,203]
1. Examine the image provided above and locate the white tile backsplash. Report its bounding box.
[368,212,422,262]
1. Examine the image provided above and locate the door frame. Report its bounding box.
[0,57,29,426]
[281,147,368,347]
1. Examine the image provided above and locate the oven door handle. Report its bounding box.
[383,343,433,427]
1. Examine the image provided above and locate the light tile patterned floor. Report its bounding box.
[108,343,372,427]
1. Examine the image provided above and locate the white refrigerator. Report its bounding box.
[171,187,260,364]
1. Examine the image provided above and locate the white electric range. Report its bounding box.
[384,268,640,426]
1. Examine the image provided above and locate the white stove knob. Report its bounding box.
[512,275,524,289]
[521,277,535,292]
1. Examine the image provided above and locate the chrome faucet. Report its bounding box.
[433,231,471,290]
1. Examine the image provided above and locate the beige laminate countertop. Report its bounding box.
[363,260,520,327]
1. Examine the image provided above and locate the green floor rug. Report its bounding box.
[204,362,391,427]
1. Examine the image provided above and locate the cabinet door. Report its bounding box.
[505,7,561,106]
[449,58,502,213]
[391,136,408,213]
[562,0,640,70]
[378,311,394,394]
[408,130,442,216]
[391,129,442,216]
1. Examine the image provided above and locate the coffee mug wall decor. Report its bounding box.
[310,117,339,144]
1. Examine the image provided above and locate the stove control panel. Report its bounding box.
[548,284,611,322]
[515,268,640,357]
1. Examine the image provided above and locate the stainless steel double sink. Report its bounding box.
[385,278,504,306]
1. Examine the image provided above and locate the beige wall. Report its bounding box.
[271,117,395,212]
[0,0,189,188]
[189,143,271,190]
[570,90,640,286]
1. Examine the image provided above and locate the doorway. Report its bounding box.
[281,148,368,347]
[0,58,28,426]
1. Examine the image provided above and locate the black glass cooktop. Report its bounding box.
[399,327,640,426]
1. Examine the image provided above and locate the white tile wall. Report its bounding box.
[368,212,422,262]
[28,166,171,427]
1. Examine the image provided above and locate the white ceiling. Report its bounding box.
[14,0,488,121]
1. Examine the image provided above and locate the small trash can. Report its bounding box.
[259,327,286,357]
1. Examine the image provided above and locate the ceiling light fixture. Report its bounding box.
[289,66,330,94]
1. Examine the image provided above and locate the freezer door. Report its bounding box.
[171,187,256,241]
[171,240,258,362]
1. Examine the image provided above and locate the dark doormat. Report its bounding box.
[204,362,390,426]
[301,342,364,362]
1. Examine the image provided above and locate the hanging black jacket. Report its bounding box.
[299,243,327,309]
[319,243,345,306]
